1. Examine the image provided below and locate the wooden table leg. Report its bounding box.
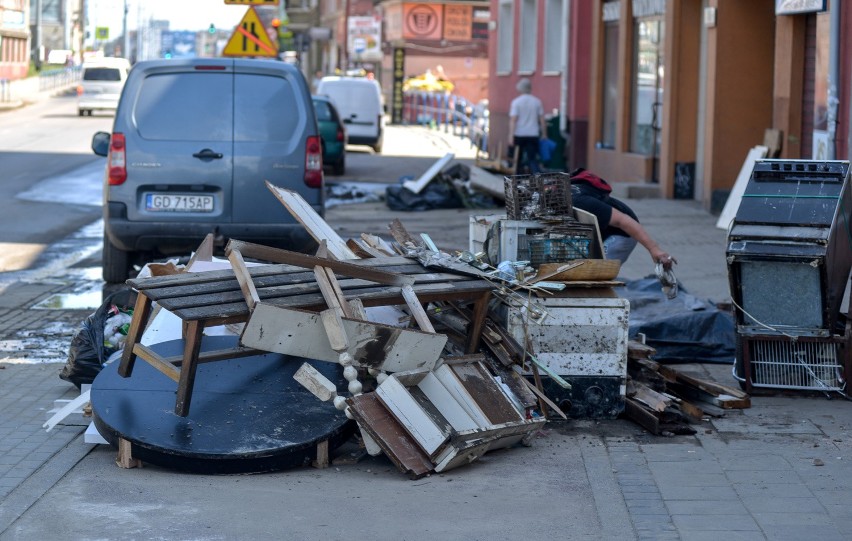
[117,293,153,378]
[175,321,204,417]
[466,291,491,354]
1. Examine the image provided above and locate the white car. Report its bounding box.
[77,58,131,116]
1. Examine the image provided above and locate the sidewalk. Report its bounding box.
[0,71,79,112]
[1,129,851,540]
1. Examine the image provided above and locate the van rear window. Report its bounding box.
[313,100,333,121]
[135,73,233,142]
[83,68,122,82]
[234,74,302,142]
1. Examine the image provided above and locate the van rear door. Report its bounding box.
[231,62,321,224]
[122,62,233,224]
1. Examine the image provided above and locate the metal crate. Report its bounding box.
[504,172,572,220]
[737,336,847,392]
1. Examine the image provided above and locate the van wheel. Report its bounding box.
[103,234,131,283]
[77,110,84,117]
[372,142,382,154]
[332,155,345,175]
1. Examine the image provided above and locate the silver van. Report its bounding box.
[77,57,131,116]
[91,58,323,282]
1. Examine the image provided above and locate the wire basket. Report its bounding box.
[528,234,593,267]
[504,172,572,220]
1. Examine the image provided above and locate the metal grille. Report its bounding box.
[749,339,845,391]
[504,173,573,220]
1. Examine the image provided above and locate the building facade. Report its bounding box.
[1,0,29,79]
[490,0,852,210]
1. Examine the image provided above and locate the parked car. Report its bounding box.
[316,76,384,153]
[77,57,131,116]
[312,95,347,175]
[91,58,323,283]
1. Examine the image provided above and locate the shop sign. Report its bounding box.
[472,7,489,40]
[776,0,826,15]
[443,4,472,41]
[403,3,443,40]
[348,15,382,61]
[391,48,406,125]
[1,9,24,27]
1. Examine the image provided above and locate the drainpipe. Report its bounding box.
[559,1,572,154]
[828,0,839,159]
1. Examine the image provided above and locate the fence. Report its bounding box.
[0,66,81,103]
[401,91,489,154]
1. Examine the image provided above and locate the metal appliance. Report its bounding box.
[727,159,852,393]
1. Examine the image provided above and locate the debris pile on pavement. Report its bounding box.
[625,340,750,436]
[66,175,753,476]
[386,152,500,211]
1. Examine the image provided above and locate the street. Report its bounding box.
[1,93,852,541]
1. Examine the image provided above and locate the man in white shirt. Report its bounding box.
[508,78,548,174]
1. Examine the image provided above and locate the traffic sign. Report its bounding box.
[224,0,279,5]
[222,7,278,58]
[95,27,109,40]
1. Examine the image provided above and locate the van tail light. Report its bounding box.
[336,128,345,142]
[76,85,83,96]
[108,132,127,185]
[304,135,323,188]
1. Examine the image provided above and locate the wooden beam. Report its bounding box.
[226,239,415,287]
[228,248,259,311]
[401,284,436,333]
[265,181,357,260]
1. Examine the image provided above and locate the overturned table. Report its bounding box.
[118,253,494,416]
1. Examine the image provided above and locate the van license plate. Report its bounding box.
[145,194,214,212]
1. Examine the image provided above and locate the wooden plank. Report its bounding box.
[185,233,215,269]
[132,343,181,382]
[401,284,436,333]
[361,233,396,256]
[347,394,433,478]
[628,381,670,413]
[314,265,346,315]
[175,321,204,416]
[624,397,661,435]
[388,218,421,251]
[375,376,448,457]
[227,240,415,287]
[320,308,349,352]
[240,304,445,372]
[227,248,259,311]
[312,440,330,469]
[116,438,142,469]
[266,181,357,259]
[173,279,493,322]
[402,152,454,194]
[512,368,568,420]
[293,362,339,402]
[432,364,491,427]
[346,238,378,259]
[118,293,153,378]
[450,363,522,424]
[417,372,480,432]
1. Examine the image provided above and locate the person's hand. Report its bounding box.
[651,249,677,270]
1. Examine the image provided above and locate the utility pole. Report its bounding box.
[122,0,130,59]
[34,0,43,69]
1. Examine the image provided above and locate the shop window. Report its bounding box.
[518,0,537,73]
[497,0,514,73]
[543,0,565,73]
[600,22,619,149]
[630,17,665,161]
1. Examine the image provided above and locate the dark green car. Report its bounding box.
[312,95,347,175]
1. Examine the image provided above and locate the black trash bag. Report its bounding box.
[386,179,464,211]
[59,288,137,388]
[618,277,735,364]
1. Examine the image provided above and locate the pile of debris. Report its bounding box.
[625,340,750,436]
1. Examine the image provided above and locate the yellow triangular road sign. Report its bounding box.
[222,7,278,57]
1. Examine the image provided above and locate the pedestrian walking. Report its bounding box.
[569,168,677,269]
[508,78,548,174]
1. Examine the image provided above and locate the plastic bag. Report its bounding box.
[385,180,463,211]
[59,288,137,388]
[539,138,556,162]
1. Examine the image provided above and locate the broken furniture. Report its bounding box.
[117,249,494,417]
[727,159,852,393]
[347,357,546,478]
[92,335,354,474]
